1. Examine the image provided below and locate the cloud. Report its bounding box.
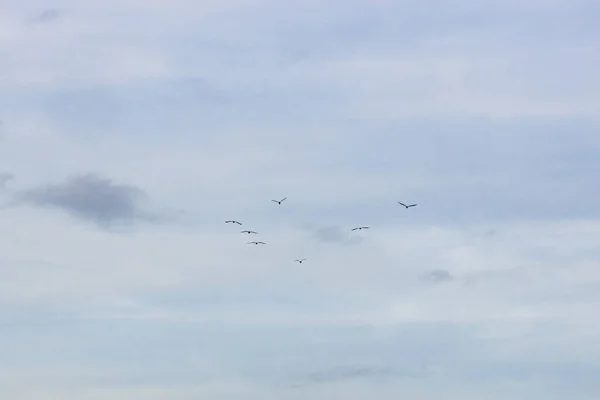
[29,9,61,24]
[9,173,164,227]
[298,366,396,386]
[0,172,13,189]
[1,0,600,399]
[311,226,364,246]
[423,269,454,283]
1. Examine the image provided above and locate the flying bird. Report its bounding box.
[351,226,370,231]
[397,201,417,208]
[241,230,258,234]
[247,241,266,245]
[271,197,287,204]
[225,220,242,225]
[295,259,307,263]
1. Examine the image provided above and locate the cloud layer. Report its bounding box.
[1,0,600,399]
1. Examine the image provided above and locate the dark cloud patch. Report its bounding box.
[0,173,13,189]
[483,229,497,238]
[312,226,363,246]
[31,9,61,24]
[11,173,163,227]
[423,269,454,284]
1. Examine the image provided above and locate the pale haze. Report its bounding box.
[1,0,600,399]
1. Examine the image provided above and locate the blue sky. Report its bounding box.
[1,0,600,398]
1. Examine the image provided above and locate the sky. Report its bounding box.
[1,0,600,398]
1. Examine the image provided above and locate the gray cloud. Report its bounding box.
[30,9,61,24]
[312,226,364,246]
[422,269,454,284]
[11,173,161,227]
[483,229,497,238]
[293,366,395,387]
[0,173,13,189]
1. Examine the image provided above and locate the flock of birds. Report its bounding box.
[225,198,418,263]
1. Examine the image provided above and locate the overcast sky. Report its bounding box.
[1,0,600,399]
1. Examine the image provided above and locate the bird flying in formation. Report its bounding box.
[271,197,287,204]
[227,197,418,256]
[398,201,417,208]
[295,259,306,263]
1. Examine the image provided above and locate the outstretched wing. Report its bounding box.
[280,197,287,202]
[397,202,407,207]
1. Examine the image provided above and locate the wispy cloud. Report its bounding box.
[311,225,364,246]
[299,366,396,386]
[28,8,61,24]
[423,269,454,284]
[0,172,13,189]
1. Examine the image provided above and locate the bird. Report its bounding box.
[271,197,287,204]
[247,241,266,245]
[397,201,417,208]
[295,259,306,263]
[351,226,370,231]
[225,220,242,225]
[241,230,258,234]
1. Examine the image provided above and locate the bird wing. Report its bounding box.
[398,202,407,207]
[280,197,287,202]
[351,227,359,231]
[271,199,278,202]
[409,204,417,207]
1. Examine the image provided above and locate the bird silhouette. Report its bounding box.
[241,230,258,234]
[271,197,287,204]
[295,259,306,263]
[225,220,242,225]
[397,201,417,208]
[247,241,266,245]
[351,226,370,231]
